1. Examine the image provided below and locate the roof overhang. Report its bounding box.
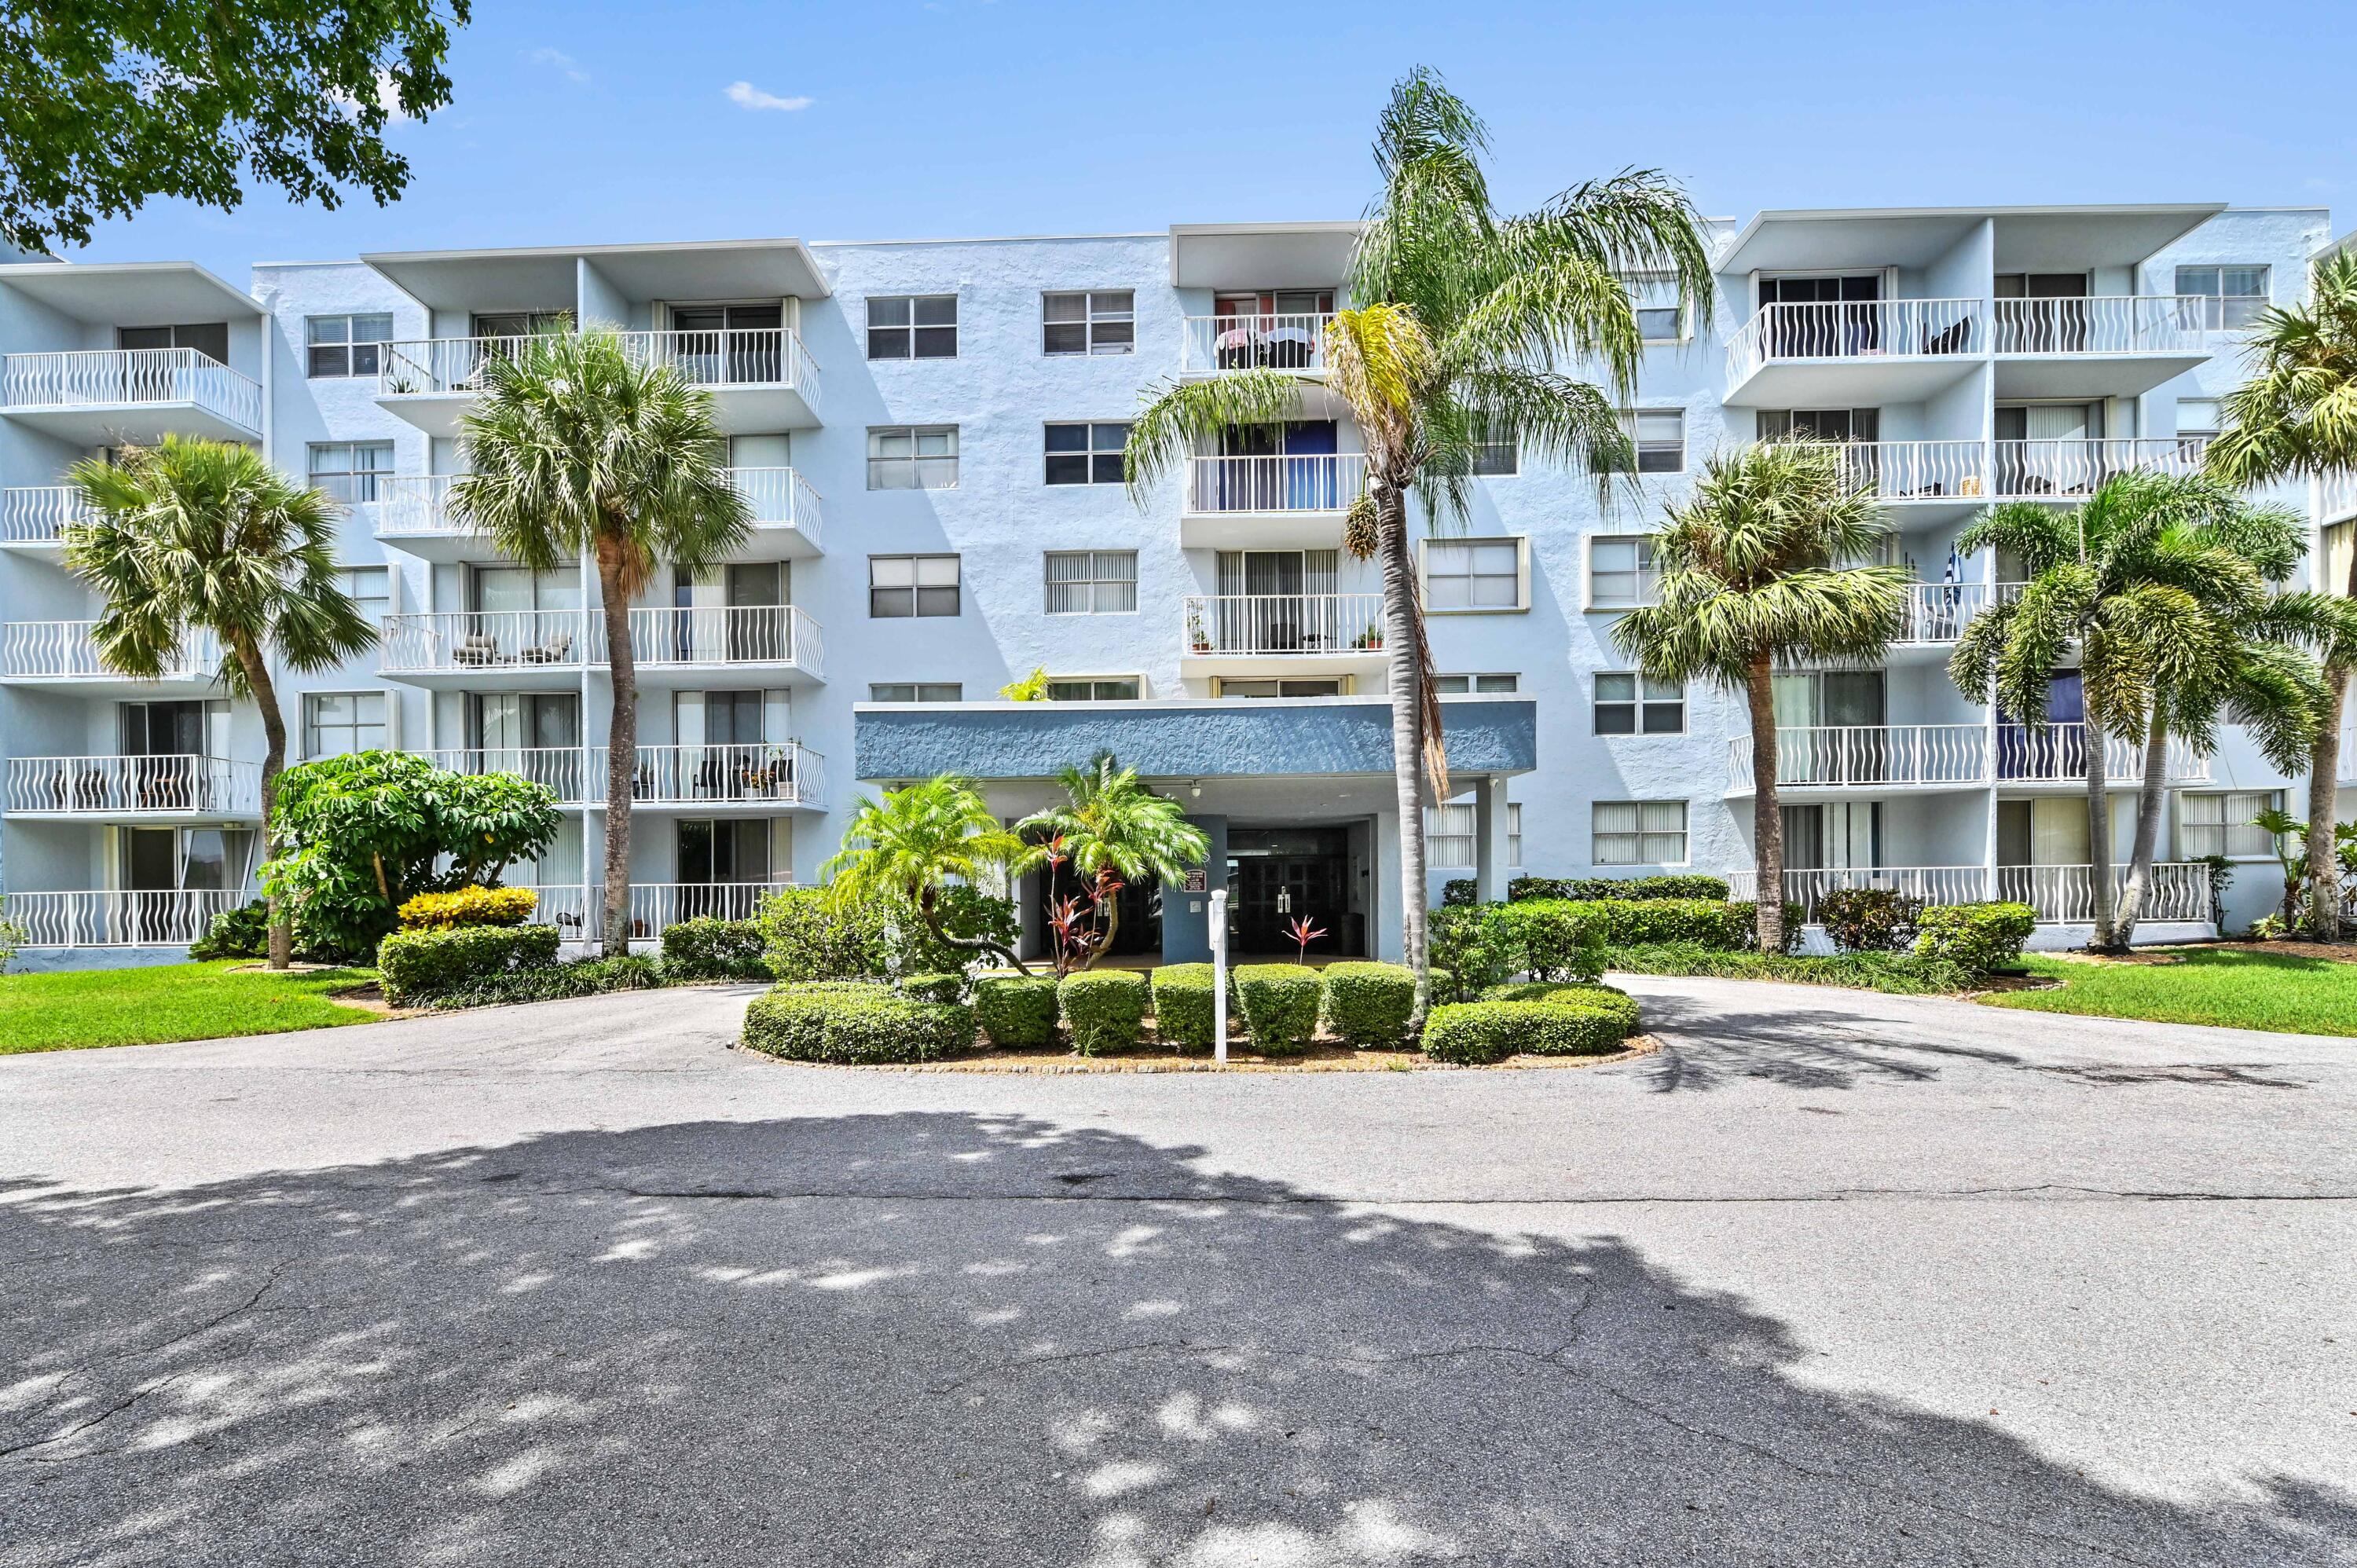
[0,262,263,323]
[1717,204,2224,276]
[360,238,830,313]
[1169,222,1360,291]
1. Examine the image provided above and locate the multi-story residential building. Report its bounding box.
[1,203,2345,969]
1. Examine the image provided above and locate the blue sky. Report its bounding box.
[68,0,2357,280]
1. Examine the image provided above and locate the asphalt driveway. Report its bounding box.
[2,976,2352,1566]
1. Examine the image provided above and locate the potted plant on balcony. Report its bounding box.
[1350,621,1380,651]
[1186,606,1211,654]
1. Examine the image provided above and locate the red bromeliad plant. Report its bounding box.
[1041,834,1128,978]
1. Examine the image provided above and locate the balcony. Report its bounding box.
[377,328,821,437]
[0,485,94,552]
[592,742,826,809]
[378,610,587,687]
[0,622,222,692]
[621,604,823,685]
[1179,592,1387,680]
[414,746,594,806]
[0,348,262,443]
[1724,299,1984,406]
[2317,471,2357,529]
[1990,296,2215,397]
[1726,721,2209,795]
[9,888,248,949]
[722,467,823,559]
[1892,582,2030,645]
[1804,440,1989,511]
[1728,863,2211,925]
[522,880,791,943]
[365,467,819,562]
[1181,312,1335,376]
[1180,454,1368,549]
[5,754,262,821]
[1992,438,2207,500]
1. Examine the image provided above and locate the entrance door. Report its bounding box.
[1226,827,1355,958]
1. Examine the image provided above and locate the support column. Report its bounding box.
[1473,775,1508,905]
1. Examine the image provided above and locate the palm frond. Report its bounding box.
[1122,371,1307,505]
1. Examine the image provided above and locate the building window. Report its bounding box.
[2176,397,2222,454]
[306,313,394,378]
[1045,422,1131,485]
[1046,677,1140,701]
[2180,790,2282,859]
[867,426,959,489]
[869,683,962,702]
[308,441,394,504]
[1433,673,1519,694]
[1043,550,1138,614]
[1593,800,1688,866]
[1589,536,1659,608]
[1508,802,1523,867]
[1594,672,1684,735]
[1215,678,1346,698]
[304,691,385,757]
[332,565,391,624]
[1470,430,1519,476]
[1625,273,1685,343]
[866,295,957,359]
[1424,800,1524,870]
[869,555,961,617]
[1601,409,1685,474]
[1422,537,1526,611]
[1043,291,1135,355]
[2174,266,2270,329]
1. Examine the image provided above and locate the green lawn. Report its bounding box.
[0,961,380,1054]
[1978,948,2357,1037]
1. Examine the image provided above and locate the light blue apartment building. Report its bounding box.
[3,203,2352,969]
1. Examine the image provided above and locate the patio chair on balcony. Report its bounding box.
[519,631,573,665]
[1921,317,1973,356]
[453,633,500,667]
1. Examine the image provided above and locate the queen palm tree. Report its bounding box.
[1613,442,1907,954]
[448,328,751,956]
[1018,753,1211,967]
[2205,251,2357,934]
[68,435,377,969]
[1124,67,1713,1020]
[820,776,1037,972]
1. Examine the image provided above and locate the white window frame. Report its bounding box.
[1624,273,1688,344]
[1508,802,1523,868]
[1213,676,1351,698]
[1043,550,1138,615]
[1043,676,1142,701]
[1593,671,1684,735]
[868,555,962,618]
[1470,431,1519,477]
[2173,266,2271,330]
[1042,290,1136,356]
[332,564,392,626]
[1602,409,1685,474]
[2179,789,2282,860]
[306,313,394,378]
[1418,535,1530,614]
[307,441,394,504]
[302,689,387,758]
[868,683,962,702]
[1433,673,1519,694]
[1424,799,1526,870]
[865,295,958,360]
[867,426,959,490]
[1044,421,1131,485]
[1593,800,1689,866]
[1587,534,1660,610]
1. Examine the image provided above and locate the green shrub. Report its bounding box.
[397,885,536,931]
[1480,980,1624,1005]
[377,923,560,1006]
[760,887,896,980]
[430,955,665,1009]
[1233,963,1322,1056]
[1441,878,1477,907]
[1508,874,1730,903]
[1496,900,1608,982]
[1149,964,1226,1054]
[897,885,1022,976]
[974,973,1061,1046]
[740,982,975,1065]
[1059,969,1148,1055]
[1912,902,2037,973]
[1817,888,1926,954]
[901,972,965,1004]
[1606,942,1974,995]
[1421,990,1639,1064]
[1428,903,1514,1000]
[660,917,770,980]
[1320,961,1417,1047]
[189,898,269,961]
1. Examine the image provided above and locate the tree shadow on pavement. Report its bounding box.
[2,1113,2348,1566]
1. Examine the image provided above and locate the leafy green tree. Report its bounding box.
[0,0,471,253]
[2206,251,2357,934]
[819,777,1038,973]
[68,435,376,967]
[1613,443,1908,954]
[448,328,752,957]
[1125,68,1712,1017]
[1017,753,1210,968]
[258,750,561,962]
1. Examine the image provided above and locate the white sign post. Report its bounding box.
[1208,888,1229,1066]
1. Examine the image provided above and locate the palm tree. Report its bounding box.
[1125,67,1713,1020]
[67,436,377,969]
[1614,443,1908,954]
[820,776,1036,972]
[2205,251,2357,934]
[448,328,751,956]
[1017,753,1211,968]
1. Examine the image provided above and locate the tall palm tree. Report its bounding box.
[448,328,751,956]
[1614,443,1907,954]
[2205,251,2357,934]
[1125,67,1713,1020]
[67,435,376,968]
[820,776,1037,972]
[1017,753,1211,967]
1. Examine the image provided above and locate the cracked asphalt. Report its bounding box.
[2,973,2353,1566]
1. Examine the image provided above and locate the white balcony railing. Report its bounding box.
[1,348,262,432]
[530,881,790,941]
[2,485,93,544]
[414,746,593,805]
[1726,299,1983,384]
[617,604,823,676]
[1185,454,1367,515]
[365,474,464,537]
[377,336,542,396]
[1728,866,1996,922]
[9,888,247,948]
[0,621,221,682]
[618,328,819,403]
[1896,583,1991,643]
[727,466,823,544]
[1181,312,1336,375]
[2316,471,2357,528]
[2342,724,2357,786]
[1990,295,2219,356]
[1796,439,1989,504]
[1994,722,2209,785]
[1182,592,1385,658]
[1726,863,2212,924]
[591,742,825,808]
[1992,438,2209,499]
[378,610,585,674]
[5,754,261,816]
[1730,721,2209,791]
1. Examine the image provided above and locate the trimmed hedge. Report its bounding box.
[1605,941,1974,995]
[740,981,975,1065]
[660,916,770,980]
[429,954,664,1009]
[1817,888,1925,954]
[1428,904,1516,1000]
[1508,874,1731,903]
[902,972,964,1004]
[974,973,1061,1046]
[1233,964,1321,1056]
[1060,969,1148,1056]
[1912,902,2037,973]
[1320,961,1417,1048]
[397,885,536,931]
[1150,964,1224,1055]
[1422,988,1639,1064]
[1496,901,1608,981]
[377,923,560,1006]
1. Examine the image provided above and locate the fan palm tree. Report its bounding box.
[67,436,377,968]
[820,776,1036,972]
[2205,250,2357,934]
[448,328,752,956]
[1613,443,1908,954]
[1125,67,1713,1020]
[1017,753,1211,967]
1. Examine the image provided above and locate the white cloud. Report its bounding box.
[528,47,588,83]
[726,81,812,113]
[332,68,410,125]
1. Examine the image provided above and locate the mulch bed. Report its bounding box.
[740,1035,1661,1075]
